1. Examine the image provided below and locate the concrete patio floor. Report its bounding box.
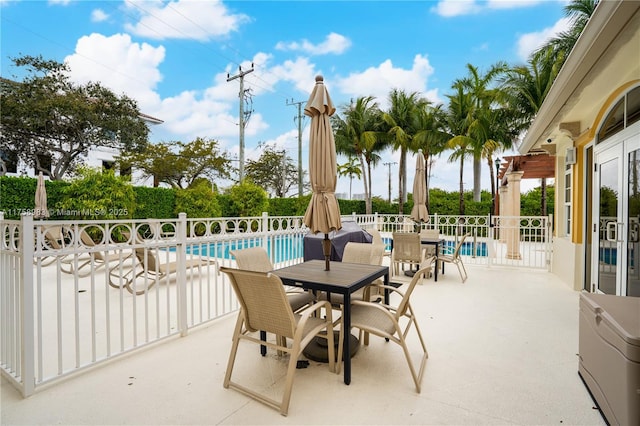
[2,263,605,425]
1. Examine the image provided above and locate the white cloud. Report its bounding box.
[269,57,319,94]
[487,0,543,10]
[334,54,436,109]
[275,32,351,55]
[48,0,71,5]
[433,0,544,17]
[91,8,109,23]
[124,0,250,41]
[432,0,481,17]
[64,33,165,109]
[516,17,571,61]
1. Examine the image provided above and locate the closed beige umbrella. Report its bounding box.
[303,75,342,270]
[410,149,428,224]
[34,172,49,219]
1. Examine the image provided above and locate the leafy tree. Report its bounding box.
[56,167,135,220]
[521,185,555,216]
[0,55,149,180]
[244,143,302,197]
[117,137,232,189]
[225,180,269,217]
[174,178,221,219]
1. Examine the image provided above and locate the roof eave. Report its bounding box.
[519,0,636,154]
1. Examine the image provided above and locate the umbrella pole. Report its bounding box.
[322,233,331,271]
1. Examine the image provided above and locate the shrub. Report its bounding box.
[56,167,135,220]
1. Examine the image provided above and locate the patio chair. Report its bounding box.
[230,247,315,312]
[322,241,385,305]
[61,229,130,277]
[219,266,335,416]
[390,232,427,276]
[419,228,440,258]
[344,265,431,393]
[367,228,391,257]
[109,247,204,295]
[436,233,469,283]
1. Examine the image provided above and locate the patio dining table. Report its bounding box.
[272,259,389,385]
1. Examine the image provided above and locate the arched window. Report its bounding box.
[597,85,640,143]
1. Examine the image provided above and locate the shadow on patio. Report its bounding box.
[1,263,604,425]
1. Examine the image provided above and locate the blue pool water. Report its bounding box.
[444,240,488,257]
[382,238,488,257]
[185,235,305,263]
[183,235,488,263]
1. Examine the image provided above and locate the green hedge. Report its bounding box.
[0,175,553,220]
[133,186,176,219]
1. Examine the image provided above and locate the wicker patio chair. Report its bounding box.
[219,266,335,416]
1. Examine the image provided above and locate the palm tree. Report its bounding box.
[502,46,567,216]
[533,0,598,66]
[337,156,362,200]
[445,83,475,215]
[383,89,427,214]
[333,96,387,214]
[455,62,508,202]
[412,104,450,211]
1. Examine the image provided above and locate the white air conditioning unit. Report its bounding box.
[566,147,577,165]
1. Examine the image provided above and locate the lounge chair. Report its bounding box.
[109,247,204,295]
[38,226,70,266]
[60,229,129,277]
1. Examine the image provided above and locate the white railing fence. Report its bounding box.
[1,212,550,396]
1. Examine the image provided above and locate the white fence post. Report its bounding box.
[262,212,269,258]
[21,214,35,397]
[177,213,188,337]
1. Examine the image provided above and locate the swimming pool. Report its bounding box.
[185,234,305,263]
[444,240,488,257]
[183,235,488,264]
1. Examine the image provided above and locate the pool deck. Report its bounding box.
[1,261,605,425]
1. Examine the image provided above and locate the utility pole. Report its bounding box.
[227,64,254,182]
[383,162,397,204]
[287,98,305,197]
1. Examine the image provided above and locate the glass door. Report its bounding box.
[592,135,640,296]
[593,146,622,294]
[626,139,640,296]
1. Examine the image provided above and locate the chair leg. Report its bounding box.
[455,260,468,283]
[223,313,244,388]
[399,317,428,393]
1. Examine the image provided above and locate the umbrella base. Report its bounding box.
[303,331,359,363]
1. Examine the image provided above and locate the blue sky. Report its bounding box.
[1,0,568,198]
